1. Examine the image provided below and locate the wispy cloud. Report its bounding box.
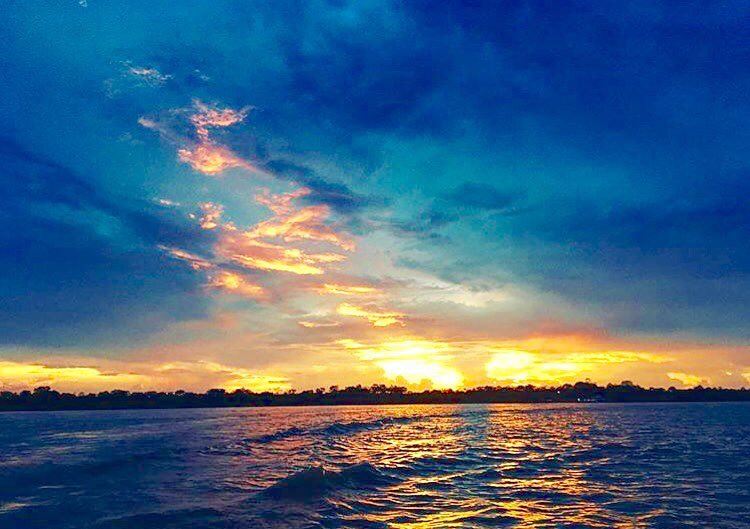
[159,245,214,271]
[199,202,224,230]
[247,188,355,251]
[127,65,172,86]
[207,270,266,300]
[298,320,341,328]
[336,303,405,327]
[139,99,262,176]
[314,283,380,296]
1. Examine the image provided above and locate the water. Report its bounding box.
[1,403,749,528]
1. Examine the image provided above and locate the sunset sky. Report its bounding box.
[2,1,750,392]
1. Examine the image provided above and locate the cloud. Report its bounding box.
[298,320,341,328]
[667,372,707,387]
[0,139,211,347]
[0,359,289,393]
[208,189,353,276]
[139,99,261,176]
[189,99,250,138]
[314,283,380,296]
[126,64,172,86]
[155,361,289,392]
[0,361,146,392]
[160,245,214,271]
[247,188,355,251]
[485,343,671,385]
[177,143,254,175]
[198,202,224,230]
[207,270,266,300]
[218,235,345,275]
[265,160,379,215]
[336,303,405,327]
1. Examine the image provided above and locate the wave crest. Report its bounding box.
[262,463,395,501]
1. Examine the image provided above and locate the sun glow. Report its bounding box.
[0,361,146,392]
[485,344,671,385]
[339,339,463,389]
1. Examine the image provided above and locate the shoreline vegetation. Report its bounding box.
[2,382,750,411]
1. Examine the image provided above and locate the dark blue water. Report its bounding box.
[1,403,749,528]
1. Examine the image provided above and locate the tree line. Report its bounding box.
[1,381,749,411]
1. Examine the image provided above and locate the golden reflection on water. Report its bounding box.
[295,404,669,528]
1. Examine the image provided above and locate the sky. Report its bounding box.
[2,0,750,392]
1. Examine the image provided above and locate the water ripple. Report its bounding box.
[1,403,749,528]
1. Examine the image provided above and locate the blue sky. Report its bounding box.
[1,0,749,391]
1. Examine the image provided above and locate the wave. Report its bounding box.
[207,415,429,454]
[315,416,416,437]
[261,463,396,501]
[246,426,306,444]
[92,507,224,528]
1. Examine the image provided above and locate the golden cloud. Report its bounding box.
[207,270,266,300]
[0,361,146,393]
[155,361,289,392]
[248,189,355,251]
[177,144,255,175]
[336,303,405,327]
[199,202,224,230]
[139,99,261,176]
[189,99,249,139]
[219,235,345,275]
[315,283,380,296]
[485,346,671,385]
[213,189,352,276]
[0,358,290,393]
[667,372,707,387]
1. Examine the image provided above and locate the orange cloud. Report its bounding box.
[212,189,353,276]
[667,372,707,387]
[155,361,289,392]
[298,320,341,328]
[0,361,146,393]
[218,234,345,275]
[336,303,405,327]
[208,270,266,300]
[189,99,249,139]
[159,245,214,270]
[177,143,254,175]
[485,346,671,385]
[315,283,380,296]
[139,100,261,176]
[247,189,355,251]
[199,202,224,230]
[0,358,291,393]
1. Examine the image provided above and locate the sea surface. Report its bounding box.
[1,403,749,528]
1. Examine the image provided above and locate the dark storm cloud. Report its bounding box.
[0,139,212,347]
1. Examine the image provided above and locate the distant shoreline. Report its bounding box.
[2,382,749,412]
